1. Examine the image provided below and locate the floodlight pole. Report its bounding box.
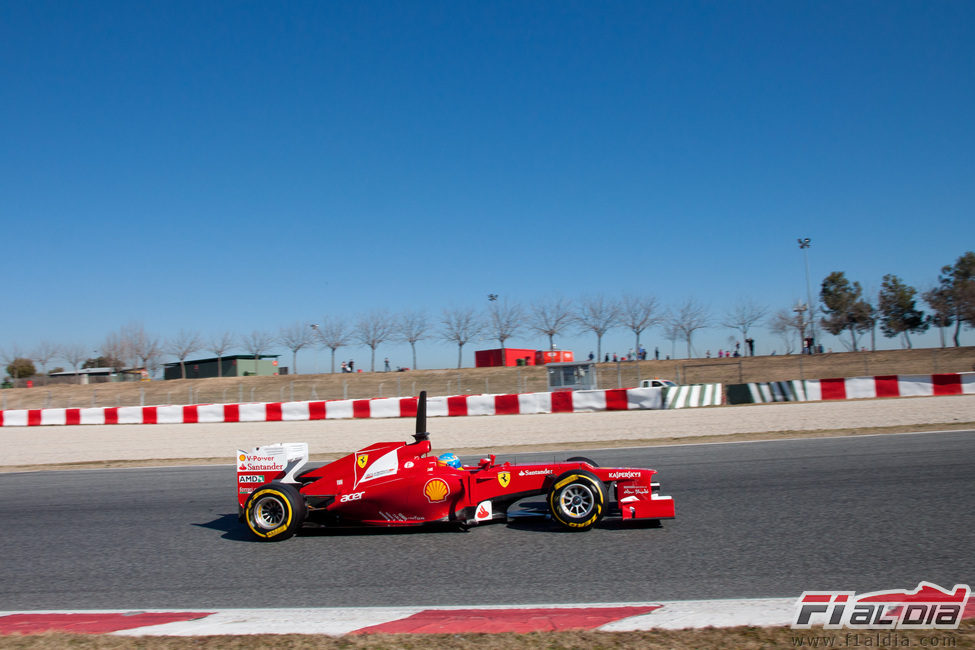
[309,323,325,373]
[798,238,817,351]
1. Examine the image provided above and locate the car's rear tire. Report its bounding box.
[547,470,606,531]
[243,482,305,541]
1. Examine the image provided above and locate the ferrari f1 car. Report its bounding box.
[236,392,675,541]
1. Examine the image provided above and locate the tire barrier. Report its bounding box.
[725,381,808,404]
[662,383,723,409]
[0,386,673,427]
[726,372,975,404]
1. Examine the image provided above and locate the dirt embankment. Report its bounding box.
[3,347,974,410]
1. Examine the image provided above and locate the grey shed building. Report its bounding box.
[163,355,281,380]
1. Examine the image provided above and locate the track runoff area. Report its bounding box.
[1,590,972,634]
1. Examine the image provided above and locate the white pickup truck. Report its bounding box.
[639,378,677,388]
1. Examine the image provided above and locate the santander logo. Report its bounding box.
[474,500,493,522]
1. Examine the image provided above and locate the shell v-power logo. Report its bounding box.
[423,478,450,503]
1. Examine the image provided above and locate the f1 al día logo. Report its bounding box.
[793,581,971,630]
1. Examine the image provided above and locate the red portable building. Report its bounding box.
[475,348,537,367]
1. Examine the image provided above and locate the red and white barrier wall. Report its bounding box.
[3,373,970,427]
[0,387,665,427]
[727,372,975,404]
[807,373,975,400]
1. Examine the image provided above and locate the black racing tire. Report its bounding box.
[565,456,599,467]
[243,482,306,541]
[547,469,606,531]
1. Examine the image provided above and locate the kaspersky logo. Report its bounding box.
[793,582,970,630]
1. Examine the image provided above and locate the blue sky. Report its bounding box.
[2,1,973,372]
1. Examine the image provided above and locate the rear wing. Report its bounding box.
[236,442,309,505]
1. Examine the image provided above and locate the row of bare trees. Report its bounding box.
[4,251,974,380]
[2,295,714,380]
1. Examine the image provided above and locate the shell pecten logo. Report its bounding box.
[239,454,246,462]
[423,478,450,503]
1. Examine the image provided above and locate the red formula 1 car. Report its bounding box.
[236,392,675,541]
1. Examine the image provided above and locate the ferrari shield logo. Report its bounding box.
[498,472,511,488]
[357,454,369,469]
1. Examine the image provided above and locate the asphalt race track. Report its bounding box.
[2,430,973,610]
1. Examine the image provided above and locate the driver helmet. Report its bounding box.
[437,452,461,469]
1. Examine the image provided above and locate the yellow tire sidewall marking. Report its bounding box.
[246,488,293,539]
[549,474,603,528]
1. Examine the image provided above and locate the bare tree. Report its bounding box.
[311,317,350,374]
[60,342,89,380]
[486,297,523,352]
[574,296,620,362]
[207,331,236,378]
[665,299,711,358]
[126,323,162,375]
[721,299,768,356]
[241,330,275,376]
[768,307,805,354]
[395,310,430,370]
[32,341,60,378]
[661,321,680,360]
[99,331,133,371]
[278,322,314,375]
[440,307,483,369]
[527,296,574,351]
[167,329,203,379]
[620,295,663,359]
[354,310,395,372]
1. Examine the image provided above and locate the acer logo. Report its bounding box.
[339,492,365,503]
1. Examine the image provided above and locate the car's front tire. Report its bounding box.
[547,470,606,531]
[565,456,599,467]
[243,482,305,541]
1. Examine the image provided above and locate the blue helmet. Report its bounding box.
[437,452,461,469]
